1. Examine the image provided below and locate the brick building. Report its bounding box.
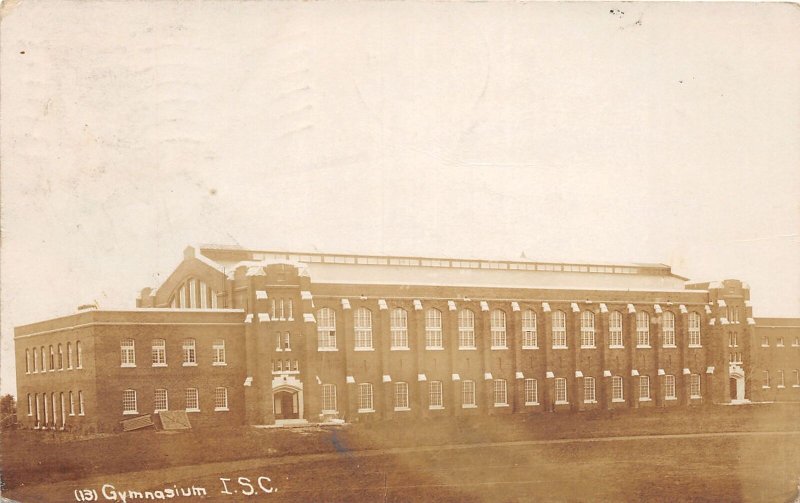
[14,245,800,432]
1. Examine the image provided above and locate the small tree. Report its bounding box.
[0,394,16,416]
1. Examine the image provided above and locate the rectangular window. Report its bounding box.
[552,311,567,348]
[354,308,373,349]
[794,369,800,387]
[185,388,200,411]
[122,389,138,415]
[690,374,701,398]
[554,377,568,404]
[200,282,208,309]
[429,381,443,409]
[612,376,624,401]
[283,333,291,351]
[462,380,476,407]
[214,387,228,411]
[688,313,701,346]
[777,337,785,347]
[78,391,85,415]
[27,394,32,416]
[58,344,64,370]
[639,376,650,400]
[522,311,538,348]
[69,392,75,416]
[425,309,443,349]
[288,299,293,320]
[458,310,476,349]
[322,384,337,413]
[665,375,676,399]
[189,280,197,309]
[317,308,337,350]
[524,378,538,405]
[213,340,226,365]
[49,345,55,370]
[358,383,374,412]
[494,379,508,406]
[25,349,30,374]
[777,370,785,387]
[580,312,595,348]
[120,339,136,367]
[67,342,73,369]
[636,312,650,347]
[394,382,409,410]
[154,389,168,412]
[609,312,623,347]
[662,313,676,346]
[490,310,507,349]
[584,376,596,403]
[76,341,83,368]
[182,339,197,366]
[33,348,38,373]
[391,309,409,349]
[151,339,167,366]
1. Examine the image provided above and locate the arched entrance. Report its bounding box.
[729,365,746,403]
[271,375,304,423]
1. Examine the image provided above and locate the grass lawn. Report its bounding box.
[2,403,799,502]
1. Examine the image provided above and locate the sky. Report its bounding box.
[1,1,798,396]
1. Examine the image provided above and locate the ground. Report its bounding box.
[2,403,800,502]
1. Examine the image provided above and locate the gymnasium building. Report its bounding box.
[14,245,800,432]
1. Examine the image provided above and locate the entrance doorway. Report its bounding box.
[273,390,299,419]
[729,371,745,403]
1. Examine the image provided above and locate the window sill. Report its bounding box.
[152,363,167,368]
[215,407,229,412]
[353,348,374,352]
[690,395,702,399]
[776,345,785,348]
[612,398,625,403]
[580,346,596,350]
[122,411,139,416]
[428,406,445,410]
[665,397,678,401]
[639,397,652,402]
[69,413,75,416]
[792,385,800,388]
[121,364,136,368]
[425,347,445,351]
[662,345,677,349]
[182,363,198,367]
[390,347,410,351]
[583,400,597,404]
[79,413,85,416]
[494,403,510,408]
[777,385,785,389]
[394,407,411,412]
[525,402,539,406]
[186,408,200,413]
[318,347,338,352]
[522,346,539,350]
[762,386,770,389]
[609,345,625,349]
[552,346,568,350]
[689,345,703,349]
[154,410,167,414]
[458,347,477,351]
[357,408,375,414]
[212,362,227,366]
[321,410,338,415]
[490,346,508,351]
[636,345,651,349]
[555,401,569,405]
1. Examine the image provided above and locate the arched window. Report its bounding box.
[609,311,623,347]
[580,311,595,348]
[317,308,337,349]
[552,311,567,348]
[425,309,443,349]
[354,307,373,349]
[122,389,138,414]
[120,339,136,367]
[636,311,650,347]
[662,312,676,346]
[522,310,538,348]
[490,310,507,348]
[458,309,475,349]
[49,345,55,371]
[76,341,83,369]
[32,348,38,373]
[57,344,64,370]
[688,312,701,346]
[390,308,409,349]
[67,342,73,369]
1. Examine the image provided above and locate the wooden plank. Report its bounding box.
[158,410,192,430]
[121,414,154,432]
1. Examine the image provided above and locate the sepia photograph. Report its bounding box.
[1,1,799,501]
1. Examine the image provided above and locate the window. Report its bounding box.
[665,375,676,399]
[793,370,799,387]
[762,370,770,388]
[358,383,374,412]
[123,389,138,415]
[200,281,208,309]
[185,388,200,411]
[425,309,443,349]
[580,311,595,348]
[490,309,507,348]
[429,381,443,409]
[43,393,48,426]
[60,393,66,428]
[35,394,40,425]
[609,311,623,347]
[25,349,30,374]
[182,339,197,366]
[612,376,624,401]
[662,312,676,346]
[390,308,409,349]
[288,299,293,320]
[794,337,800,347]
[639,376,650,400]
[394,382,410,410]
[354,307,373,350]
[777,370,785,388]
[69,392,75,415]
[494,379,508,406]
[777,337,785,347]
[584,376,596,403]
[27,394,32,416]
[78,391,85,415]
[151,339,167,366]
[524,379,538,405]
[636,312,650,347]
[213,340,226,365]
[761,335,769,347]
[462,380,476,407]
[554,378,568,404]
[67,342,73,369]
[32,348,38,373]
[688,312,701,346]
[728,332,738,348]
[189,279,197,308]
[49,345,55,370]
[458,310,475,349]
[552,311,567,348]
[76,341,83,368]
[690,374,701,398]
[283,333,291,351]
[154,389,168,412]
[322,384,337,413]
[57,344,63,369]
[179,286,186,308]
[522,310,538,348]
[120,339,136,367]
[317,308,337,350]
[215,387,228,411]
